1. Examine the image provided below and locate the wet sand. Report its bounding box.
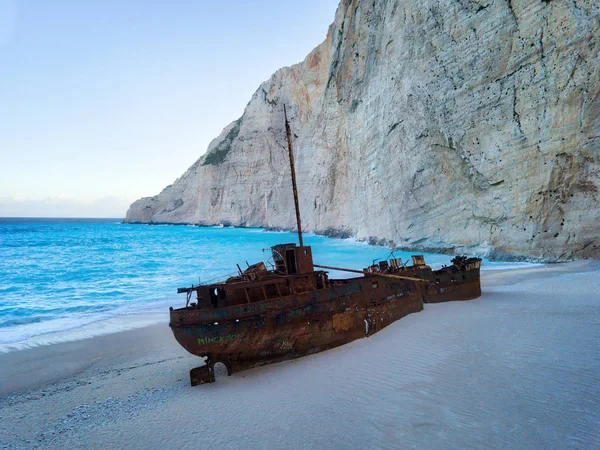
[1,261,599,449]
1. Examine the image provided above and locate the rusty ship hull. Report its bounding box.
[423,267,481,303]
[170,276,423,384]
[412,260,481,303]
[325,256,482,305]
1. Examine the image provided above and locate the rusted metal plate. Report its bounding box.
[190,365,215,386]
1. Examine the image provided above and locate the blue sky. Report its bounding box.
[0,0,339,217]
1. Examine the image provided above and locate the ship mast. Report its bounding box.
[284,104,303,247]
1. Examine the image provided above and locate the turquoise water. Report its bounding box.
[0,218,531,347]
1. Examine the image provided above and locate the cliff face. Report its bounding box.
[125,0,600,260]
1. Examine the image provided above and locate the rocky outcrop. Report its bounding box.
[125,0,600,261]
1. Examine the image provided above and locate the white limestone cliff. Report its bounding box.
[125,0,600,261]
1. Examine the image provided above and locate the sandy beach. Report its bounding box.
[1,261,599,449]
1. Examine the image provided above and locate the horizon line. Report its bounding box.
[0,216,125,220]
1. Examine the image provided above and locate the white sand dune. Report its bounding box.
[1,261,599,449]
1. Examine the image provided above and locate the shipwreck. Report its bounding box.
[169,106,481,385]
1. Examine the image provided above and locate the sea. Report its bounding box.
[0,218,536,352]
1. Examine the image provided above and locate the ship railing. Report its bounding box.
[200,271,240,285]
[177,271,240,293]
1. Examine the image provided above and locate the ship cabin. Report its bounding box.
[178,243,329,310]
[364,255,430,274]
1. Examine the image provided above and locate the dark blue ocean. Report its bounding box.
[0,218,531,350]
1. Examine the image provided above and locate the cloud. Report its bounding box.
[0,195,133,218]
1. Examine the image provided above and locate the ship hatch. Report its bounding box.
[286,250,297,274]
[210,288,218,307]
[210,287,226,307]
